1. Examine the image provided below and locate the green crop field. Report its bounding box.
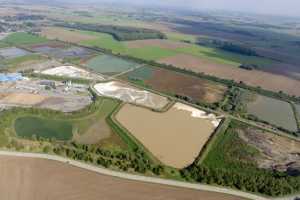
[126,46,178,61]
[79,31,127,53]
[0,54,44,69]
[68,28,274,68]
[15,116,73,141]
[85,54,138,75]
[246,94,298,132]
[0,41,9,48]
[122,66,154,81]
[3,32,48,45]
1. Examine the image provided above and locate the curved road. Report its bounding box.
[0,151,269,200]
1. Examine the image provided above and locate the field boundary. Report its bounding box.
[290,102,300,133]
[196,117,231,165]
[106,103,163,165]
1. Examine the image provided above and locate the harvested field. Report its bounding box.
[15,116,73,141]
[116,103,220,168]
[159,54,300,96]
[40,65,104,80]
[85,55,138,75]
[126,39,190,50]
[41,27,98,43]
[0,156,247,200]
[0,47,30,59]
[238,126,300,174]
[94,81,169,109]
[246,95,298,132]
[122,66,227,104]
[0,93,47,106]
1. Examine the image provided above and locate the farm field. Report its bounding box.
[85,54,138,75]
[122,66,227,104]
[15,116,73,141]
[79,30,128,53]
[94,81,169,110]
[30,42,95,60]
[116,103,221,168]
[44,28,300,96]
[0,156,248,200]
[159,54,300,96]
[41,27,98,43]
[0,47,31,59]
[2,32,48,45]
[246,94,298,132]
[0,54,46,70]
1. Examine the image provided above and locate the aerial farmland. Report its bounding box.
[246,94,298,132]
[116,103,221,168]
[121,66,227,104]
[0,2,300,199]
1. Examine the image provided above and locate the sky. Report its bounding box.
[111,0,300,17]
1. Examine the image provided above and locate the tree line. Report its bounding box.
[57,22,166,41]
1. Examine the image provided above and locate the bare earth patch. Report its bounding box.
[125,39,190,50]
[41,27,97,43]
[0,93,48,106]
[159,54,300,96]
[238,127,300,174]
[0,156,246,200]
[146,68,227,104]
[116,103,220,168]
[94,81,169,110]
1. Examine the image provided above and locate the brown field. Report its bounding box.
[0,156,246,200]
[116,103,220,168]
[159,54,300,96]
[146,68,227,104]
[41,27,98,43]
[0,93,48,106]
[126,39,190,50]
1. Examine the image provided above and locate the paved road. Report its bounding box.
[0,150,269,200]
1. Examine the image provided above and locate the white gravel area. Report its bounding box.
[173,103,221,127]
[40,65,104,80]
[94,81,169,109]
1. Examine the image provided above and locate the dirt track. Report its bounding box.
[0,155,248,200]
[159,54,300,96]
